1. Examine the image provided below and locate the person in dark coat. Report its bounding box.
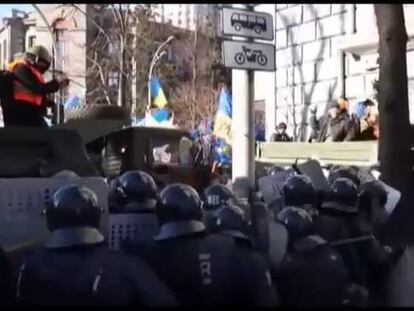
[317,98,358,142]
[270,122,292,142]
[17,184,176,306]
[125,183,278,306]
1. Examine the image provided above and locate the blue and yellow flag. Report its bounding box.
[213,87,232,144]
[150,77,168,108]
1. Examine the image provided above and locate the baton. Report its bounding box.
[330,235,375,246]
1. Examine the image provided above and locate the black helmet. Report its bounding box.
[215,205,249,240]
[109,170,158,213]
[203,184,234,210]
[359,181,387,208]
[154,183,205,240]
[283,175,316,207]
[359,181,389,225]
[322,178,359,213]
[45,185,104,248]
[277,207,313,241]
[328,167,360,187]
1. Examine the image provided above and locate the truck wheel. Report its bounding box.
[64,105,130,121]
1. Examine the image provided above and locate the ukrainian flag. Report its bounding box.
[213,87,232,144]
[150,77,168,108]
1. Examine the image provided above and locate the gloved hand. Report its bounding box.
[55,73,70,87]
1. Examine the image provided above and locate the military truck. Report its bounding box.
[0,112,213,268]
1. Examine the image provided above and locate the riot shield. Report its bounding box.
[257,169,296,205]
[294,160,330,192]
[268,221,288,266]
[250,202,270,254]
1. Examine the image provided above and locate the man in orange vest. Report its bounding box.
[4,45,69,127]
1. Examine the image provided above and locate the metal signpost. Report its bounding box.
[221,5,275,187]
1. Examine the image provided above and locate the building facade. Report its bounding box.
[152,4,216,31]
[0,9,26,69]
[264,4,414,141]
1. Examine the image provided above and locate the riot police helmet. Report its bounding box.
[283,174,317,207]
[359,180,387,208]
[156,183,203,225]
[214,205,249,239]
[321,178,359,213]
[277,207,314,241]
[203,183,234,210]
[109,170,158,213]
[46,185,102,232]
[154,183,205,241]
[328,167,361,187]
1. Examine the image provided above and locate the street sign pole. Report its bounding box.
[232,4,256,187]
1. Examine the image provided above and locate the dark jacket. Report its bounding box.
[313,211,364,285]
[0,247,12,305]
[3,63,60,127]
[317,111,358,142]
[16,244,176,306]
[124,231,278,306]
[270,133,292,142]
[274,235,350,307]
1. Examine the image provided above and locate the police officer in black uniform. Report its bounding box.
[17,184,176,306]
[128,183,278,306]
[275,206,351,307]
[282,174,319,219]
[314,177,365,286]
[109,170,161,250]
[202,184,235,232]
[214,205,252,248]
[352,181,403,305]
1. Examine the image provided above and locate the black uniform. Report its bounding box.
[127,183,278,306]
[275,207,351,307]
[314,178,364,285]
[17,243,176,306]
[276,236,350,306]
[17,184,176,306]
[135,231,277,306]
[0,246,12,305]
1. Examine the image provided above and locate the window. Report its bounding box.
[240,14,248,22]
[28,36,36,48]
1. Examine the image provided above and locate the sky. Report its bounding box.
[0,4,32,20]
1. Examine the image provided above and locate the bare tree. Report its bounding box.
[374,4,414,243]
[169,13,225,129]
[70,4,159,114]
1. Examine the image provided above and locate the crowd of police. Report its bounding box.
[0,166,405,306]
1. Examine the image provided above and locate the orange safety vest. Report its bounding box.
[7,59,44,107]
